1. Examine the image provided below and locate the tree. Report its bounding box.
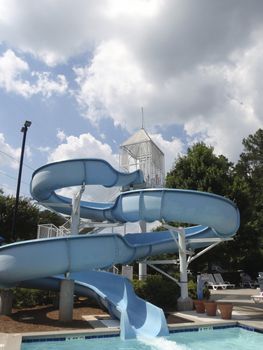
[166,142,234,196]
[0,193,39,243]
[38,209,65,227]
[164,132,263,274]
[232,129,263,272]
[237,128,263,229]
[165,142,235,273]
[0,192,66,243]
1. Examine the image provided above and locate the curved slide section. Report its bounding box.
[30,158,144,222]
[0,225,229,338]
[19,271,169,339]
[0,225,239,338]
[0,226,222,287]
[31,159,239,237]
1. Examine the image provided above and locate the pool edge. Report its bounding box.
[20,320,263,345]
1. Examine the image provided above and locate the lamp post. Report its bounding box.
[11,120,32,241]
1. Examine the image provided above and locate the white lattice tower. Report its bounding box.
[120,127,165,188]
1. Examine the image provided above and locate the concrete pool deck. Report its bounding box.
[1,288,263,350]
[173,288,263,331]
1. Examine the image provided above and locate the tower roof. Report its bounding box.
[121,127,164,155]
[121,128,151,146]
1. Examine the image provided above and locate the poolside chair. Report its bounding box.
[258,272,263,291]
[213,273,235,289]
[201,273,228,290]
[251,291,263,303]
[240,272,258,288]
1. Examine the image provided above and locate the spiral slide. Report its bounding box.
[0,159,240,339]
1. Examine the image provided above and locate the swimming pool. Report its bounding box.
[21,326,263,350]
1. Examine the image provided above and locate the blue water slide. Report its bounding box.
[0,227,229,287]
[31,159,239,237]
[0,158,240,339]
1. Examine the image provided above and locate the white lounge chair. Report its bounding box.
[201,273,228,290]
[240,272,258,288]
[213,273,235,289]
[251,291,263,303]
[258,272,263,291]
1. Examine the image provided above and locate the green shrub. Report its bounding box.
[12,288,57,308]
[133,275,180,310]
[188,279,197,299]
[133,275,210,310]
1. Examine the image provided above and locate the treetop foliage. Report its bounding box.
[0,193,65,243]
[166,142,233,196]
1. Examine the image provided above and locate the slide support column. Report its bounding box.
[59,279,74,322]
[177,227,193,311]
[139,220,147,280]
[71,182,85,235]
[0,289,13,315]
[60,183,85,322]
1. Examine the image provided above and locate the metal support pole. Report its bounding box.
[139,220,147,280]
[59,279,74,322]
[176,227,193,311]
[11,120,31,242]
[178,228,188,299]
[0,289,13,315]
[147,263,181,286]
[59,183,84,323]
[70,182,85,235]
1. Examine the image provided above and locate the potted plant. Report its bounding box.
[204,300,217,316]
[218,303,233,319]
[193,299,205,313]
[189,278,210,314]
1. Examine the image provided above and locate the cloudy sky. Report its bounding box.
[0,0,263,201]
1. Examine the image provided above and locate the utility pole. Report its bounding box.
[11,120,32,241]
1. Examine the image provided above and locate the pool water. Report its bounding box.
[21,327,263,350]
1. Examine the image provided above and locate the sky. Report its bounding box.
[0,0,263,203]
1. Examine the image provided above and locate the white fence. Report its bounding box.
[37,222,71,239]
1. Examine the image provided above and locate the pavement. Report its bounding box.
[173,288,263,331]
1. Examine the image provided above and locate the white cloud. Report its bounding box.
[0,181,15,196]
[150,133,184,172]
[37,146,50,153]
[0,49,31,97]
[105,0,160,19]
[0,0,108,66]
[74,36,263,161]
[0,0,160,66]
[1,0,263,163]
[74,40,153,128]
[31,72,68,98]
[0,133,20,169]
[48,132,118,165]
[183,44,263,161]
[0,50,68,97]
[56,129,67,142]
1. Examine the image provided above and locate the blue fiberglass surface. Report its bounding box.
[21,327,263,350]
[0,158,241,339]
[30,159,240,236]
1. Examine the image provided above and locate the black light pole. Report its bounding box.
[11,120,32,242]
